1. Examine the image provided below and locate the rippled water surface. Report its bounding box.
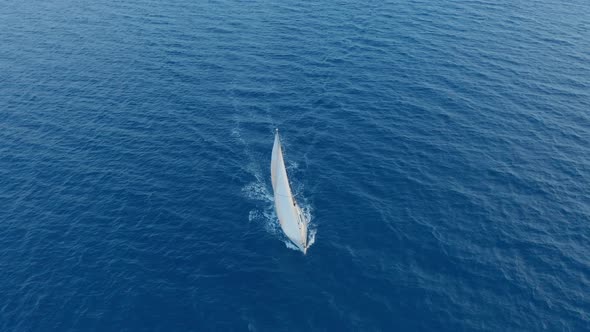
[2,0,590,330]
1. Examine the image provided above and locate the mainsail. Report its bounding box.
[271,129,308,253]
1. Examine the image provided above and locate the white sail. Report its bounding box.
[271,129,308,253]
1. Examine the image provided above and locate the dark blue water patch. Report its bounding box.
[1,0,590,331]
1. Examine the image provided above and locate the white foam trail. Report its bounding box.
[301,204,317,252]
[243,180,280,235]
[307,228,317,248]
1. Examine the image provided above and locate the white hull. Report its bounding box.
[270,130,308,253]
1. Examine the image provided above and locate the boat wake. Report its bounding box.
[243,180,280,235]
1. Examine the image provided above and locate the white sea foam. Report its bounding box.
[307,228,317,248]
[302,204,317,252]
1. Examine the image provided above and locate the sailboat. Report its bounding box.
[271,129,309,254]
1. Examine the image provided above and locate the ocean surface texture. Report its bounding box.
[1,0,589,331]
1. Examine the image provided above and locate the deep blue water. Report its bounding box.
[2,0,590,330]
